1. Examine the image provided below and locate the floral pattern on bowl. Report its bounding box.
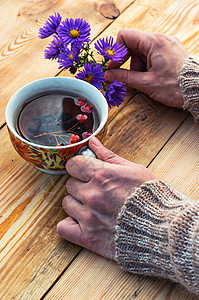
[8,124,107,171]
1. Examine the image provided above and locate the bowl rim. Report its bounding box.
[5,77,108,149]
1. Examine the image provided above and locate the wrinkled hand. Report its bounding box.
[105,29,188,108]
[57,137,155,259]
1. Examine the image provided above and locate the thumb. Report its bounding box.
[105,68,153,93]
[89,137,132,166]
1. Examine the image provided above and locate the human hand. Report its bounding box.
[105,29,189,108]
[57,137,155,259]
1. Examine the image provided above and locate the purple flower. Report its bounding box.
[58,47,80,69]
[44,35,64,60]
[57,18,91,45]
[95,37,128,63]
[75,63,105,89]
[39,12,62,39]
[104,80,126,107]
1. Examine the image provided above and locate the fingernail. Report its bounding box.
[90,137,102,147]
[105,70,114,81]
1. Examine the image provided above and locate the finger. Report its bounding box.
[105,68,154,93]
[89,137,136,167]
[62,194,86,221]
[65,177,87,203]
[57,216,84,246]
[106,53,130,70]
[106,29,153,70]
[117,29,154,57]
[105,56,147,83]
[66,154,105,182]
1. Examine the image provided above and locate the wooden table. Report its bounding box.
[0,0,198,299]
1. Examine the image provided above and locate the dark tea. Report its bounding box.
[16,93,99,146]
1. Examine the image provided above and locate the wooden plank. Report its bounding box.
[105,93,188,166]
[148,115,199,200]
[0,101,194,299]
[0,128,83,300]
[60,0,199,81]
[43,251,198,300]
[59,0,198,167]
[1,0,198,298]
[42,118,198,300]
[41,0,199,298]
[0,0,135,126]
[0,99,190,299]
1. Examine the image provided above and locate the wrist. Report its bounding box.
[179,55,199,121]
[115,180,191,281]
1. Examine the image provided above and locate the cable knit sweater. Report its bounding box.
[115,56,199,294]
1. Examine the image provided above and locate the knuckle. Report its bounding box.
[121,69,129,85]
[117,29,122,39]
[137,164,154,180]
[117,28,126,42]
[67,155,86,170]
[62,195,70,209]
[65,179,77,196]
[66,156,76,169]
[93,168,104,181]
[139,164,148,172]
[92,167,111,184]
[82,231,97,249]
[153,32,165,39]
[85,191,97,206]
[141,73,155,88]
[66,156,81,174]
[87,159,105,178]
[152,32,171,49]
[65,177,72,189]
[153,33,180,49]
[149,71,159,83]
[83,211,95,225]
[84,189,103,209]
[169,35,182,46]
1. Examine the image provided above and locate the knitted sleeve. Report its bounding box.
[115,180,199,294]
[179,55,199,121]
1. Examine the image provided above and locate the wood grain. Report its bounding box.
[0,0,198,299]
[0,101,195,299]
[104,93,188,166]
[0,127,83,299]
[148,115,199,200]
[0,0,135,126]
[0,98,189,299]
[44,0,199,298]
[42,116,199,300]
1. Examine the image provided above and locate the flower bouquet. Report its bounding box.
[39,12,128,108]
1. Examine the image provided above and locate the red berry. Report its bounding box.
[69,134,81,143]
[77,99,86,106]
[76,114,88,123]
[82,132,92,139]
[82,105,94,114]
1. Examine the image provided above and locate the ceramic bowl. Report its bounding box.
[5,77,108,174]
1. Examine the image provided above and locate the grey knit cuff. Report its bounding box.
[179,55,199,121]
[115,180,199,294]
[169,203,199,294]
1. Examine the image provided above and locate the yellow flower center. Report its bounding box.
[53,41,59,47]
[106,49,115,56]
[69,53,74,59]
[70,29,80,38]
[85,74,93,83]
